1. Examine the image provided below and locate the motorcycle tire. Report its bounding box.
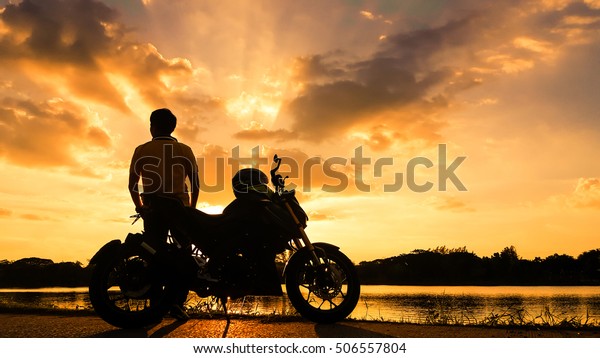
[88,243,179,329]
[285,244,360,323]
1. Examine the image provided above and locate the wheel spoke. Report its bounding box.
[328,299,338,309]
[339,270,347,283]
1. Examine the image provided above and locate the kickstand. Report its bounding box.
[220,296,230,338]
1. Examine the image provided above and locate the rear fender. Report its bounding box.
[282,242,340,278]
[88,233,148,266]
[89,239,122,266]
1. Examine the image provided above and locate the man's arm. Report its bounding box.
[128,171,143,209]
[189,170,199,208]
[184,146,200,208]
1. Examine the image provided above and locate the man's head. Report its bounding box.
[150,108,177,137]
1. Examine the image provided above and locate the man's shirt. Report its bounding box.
[130,136,198,206]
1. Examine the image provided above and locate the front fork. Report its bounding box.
[283,201,322,266]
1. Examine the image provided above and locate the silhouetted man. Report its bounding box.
[128,108,199,320]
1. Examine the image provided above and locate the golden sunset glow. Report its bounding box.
[0,0,599,264]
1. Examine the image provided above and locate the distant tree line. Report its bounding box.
[1,246,599,287]
[0,258,90,288]
[356,246,600,285]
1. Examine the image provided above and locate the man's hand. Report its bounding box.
[135,205,151,219]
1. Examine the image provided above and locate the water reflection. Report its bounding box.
[1,286,599,324]
[0,289,90,310]
[349,286,600,324]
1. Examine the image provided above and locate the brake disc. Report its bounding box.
[309,264,343,300]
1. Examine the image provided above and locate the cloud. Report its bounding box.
[547,178,600,210]
[282,15,481,143]
[307,210,337,221]
[19,213,51,221]
[282,0,600,145]
[0,97,111,167]
[0,0,212,111]
[355,122,443,152]
[360,11,376,21]
[567,178,600,209]
[291,54,349,82]
[0,208,12,217]
[106,42,195,108]
[0,0,129,110]
[426,195,475,213]
[0,0,118,63]
[0,208,53,221]
[233,128,297,142]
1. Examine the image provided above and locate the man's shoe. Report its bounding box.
[170,304,189,321]
[197,272,219,282]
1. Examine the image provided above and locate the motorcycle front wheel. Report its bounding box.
[285,244,360,323]
[88,243,178,329]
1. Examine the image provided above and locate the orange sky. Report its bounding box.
[0,0,599,264]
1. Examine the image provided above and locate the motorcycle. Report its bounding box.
[88,154,360,328]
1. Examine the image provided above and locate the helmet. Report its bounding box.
[232,168,271,200]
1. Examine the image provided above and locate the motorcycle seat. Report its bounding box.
[183,206,230,228]
[183,197,274,229]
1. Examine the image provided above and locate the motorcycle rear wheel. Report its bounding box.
[285,244,360,323]
[88,244,177,329]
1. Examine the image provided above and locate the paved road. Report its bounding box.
[1,313,598,338]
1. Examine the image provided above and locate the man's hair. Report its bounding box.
[150,108,177,135]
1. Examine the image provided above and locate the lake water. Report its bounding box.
[1,286,599,325]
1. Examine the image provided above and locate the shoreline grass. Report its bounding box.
[2,302,598,331]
